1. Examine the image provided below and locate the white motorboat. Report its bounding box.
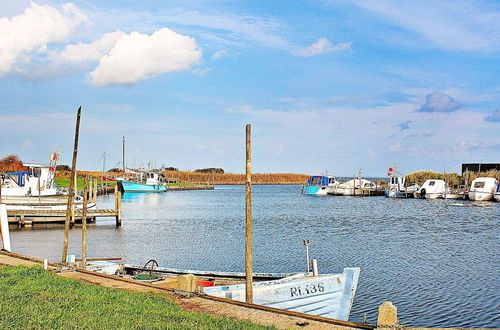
[414,179,447,199]
[468,177,498,201]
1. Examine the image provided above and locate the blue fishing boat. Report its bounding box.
[118,172,167,193]
[302,175,338,196]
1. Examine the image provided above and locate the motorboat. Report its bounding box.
[494,183,500,202]
[414,179,447,199]
[118,172,167,193]
[468,177,498,201]
[301,175,338,196]
[336,178,382,196]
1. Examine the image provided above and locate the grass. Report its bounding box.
[54,178,116,191]
[0,266,272,329]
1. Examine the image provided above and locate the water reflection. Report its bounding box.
[8,185,500,328]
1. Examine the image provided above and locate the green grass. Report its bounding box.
[0,266,272,329]
[55,178,116,191]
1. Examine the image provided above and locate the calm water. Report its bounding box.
[9,185,500,328]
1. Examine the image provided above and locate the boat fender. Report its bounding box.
[420,188,426,198]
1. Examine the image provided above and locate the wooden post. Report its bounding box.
[62,106,81,264]
[377,301,399,329]
[245,124,253,303]
[114,184,118,211]
[93,178,98,202]
[81,178,88,266]
[116,188,122,227]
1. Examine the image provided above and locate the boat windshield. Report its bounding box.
[307,176,328,186]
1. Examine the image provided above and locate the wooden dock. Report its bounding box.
[5,185,123,227]
[7,208,120,226]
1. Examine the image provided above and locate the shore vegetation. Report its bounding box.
[0,265,271,329]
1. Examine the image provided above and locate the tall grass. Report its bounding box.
[405,170,500,186]
[0,265,272,329]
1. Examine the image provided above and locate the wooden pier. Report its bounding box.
[5,186,122,227]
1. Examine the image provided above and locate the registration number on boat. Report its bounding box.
[290,283,325,297]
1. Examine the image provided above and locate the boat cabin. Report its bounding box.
[305,175,336,187]
[1,163,57,197]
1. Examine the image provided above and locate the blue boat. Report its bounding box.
[118,172,167,193]
[302,175,338,196]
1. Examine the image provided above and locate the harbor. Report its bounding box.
[3,184,499,328]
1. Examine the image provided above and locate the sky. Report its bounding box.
[0,0,499,176]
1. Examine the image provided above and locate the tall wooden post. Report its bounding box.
[122,136,125,173]
[93,178,97,202]
[62,106,81,264]
[245,124,253,303]
[81,178,88,266]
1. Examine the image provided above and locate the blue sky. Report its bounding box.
[0,0,499,176]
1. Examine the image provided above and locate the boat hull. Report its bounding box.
[384,190,407,198]
[203,267,360,321]
[494,193,500,202]
[302,185,328,196]
[468,191,494,201]
[118,181,167,193]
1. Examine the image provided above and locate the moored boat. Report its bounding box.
[494,183,500,202]
[302,175,338,196]
[384,167,419,198]
[468,177,498,201]
[414,179,447,199]
[336,178,381,196]
[1,155,59,197]
[118,172,167,193]
[124,263,360,321]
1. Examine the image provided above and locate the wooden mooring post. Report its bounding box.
[81,178,88,266]
[62,106,81,264]
[377,301,400,329]
[114,184,122,227]
[245,124,253,303]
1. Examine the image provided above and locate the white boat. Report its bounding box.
[385,170,420,198]
[336,178,381,196]
[124,264,360,321]
[468,177,498,201]
[494,183,500,202]
[1,153,59,197]
[414,179,447,199]
[2,195,96,211]
[302,175,338,196]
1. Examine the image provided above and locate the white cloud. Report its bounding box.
[351,0,500,52]
[295,38,351,57]
[0,1,87,76]
[211,49,228,60]
[59,31,125,63]
[89,28,203,86]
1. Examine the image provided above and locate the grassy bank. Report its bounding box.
[0,265,270,329]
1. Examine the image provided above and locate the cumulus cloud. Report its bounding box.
[416,92,462,113]
[89,28,202,86]
[485,108,500,123]
[59,31,125,63]
[295,38,351,57]
[0,1,87,76]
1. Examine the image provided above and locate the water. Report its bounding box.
[8,185,500,328]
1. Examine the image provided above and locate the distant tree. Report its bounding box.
[0,155,26,172]
[108,168,121,172]
[164,167,178,171]
[194,168,224,174]
[56,164,71,171]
